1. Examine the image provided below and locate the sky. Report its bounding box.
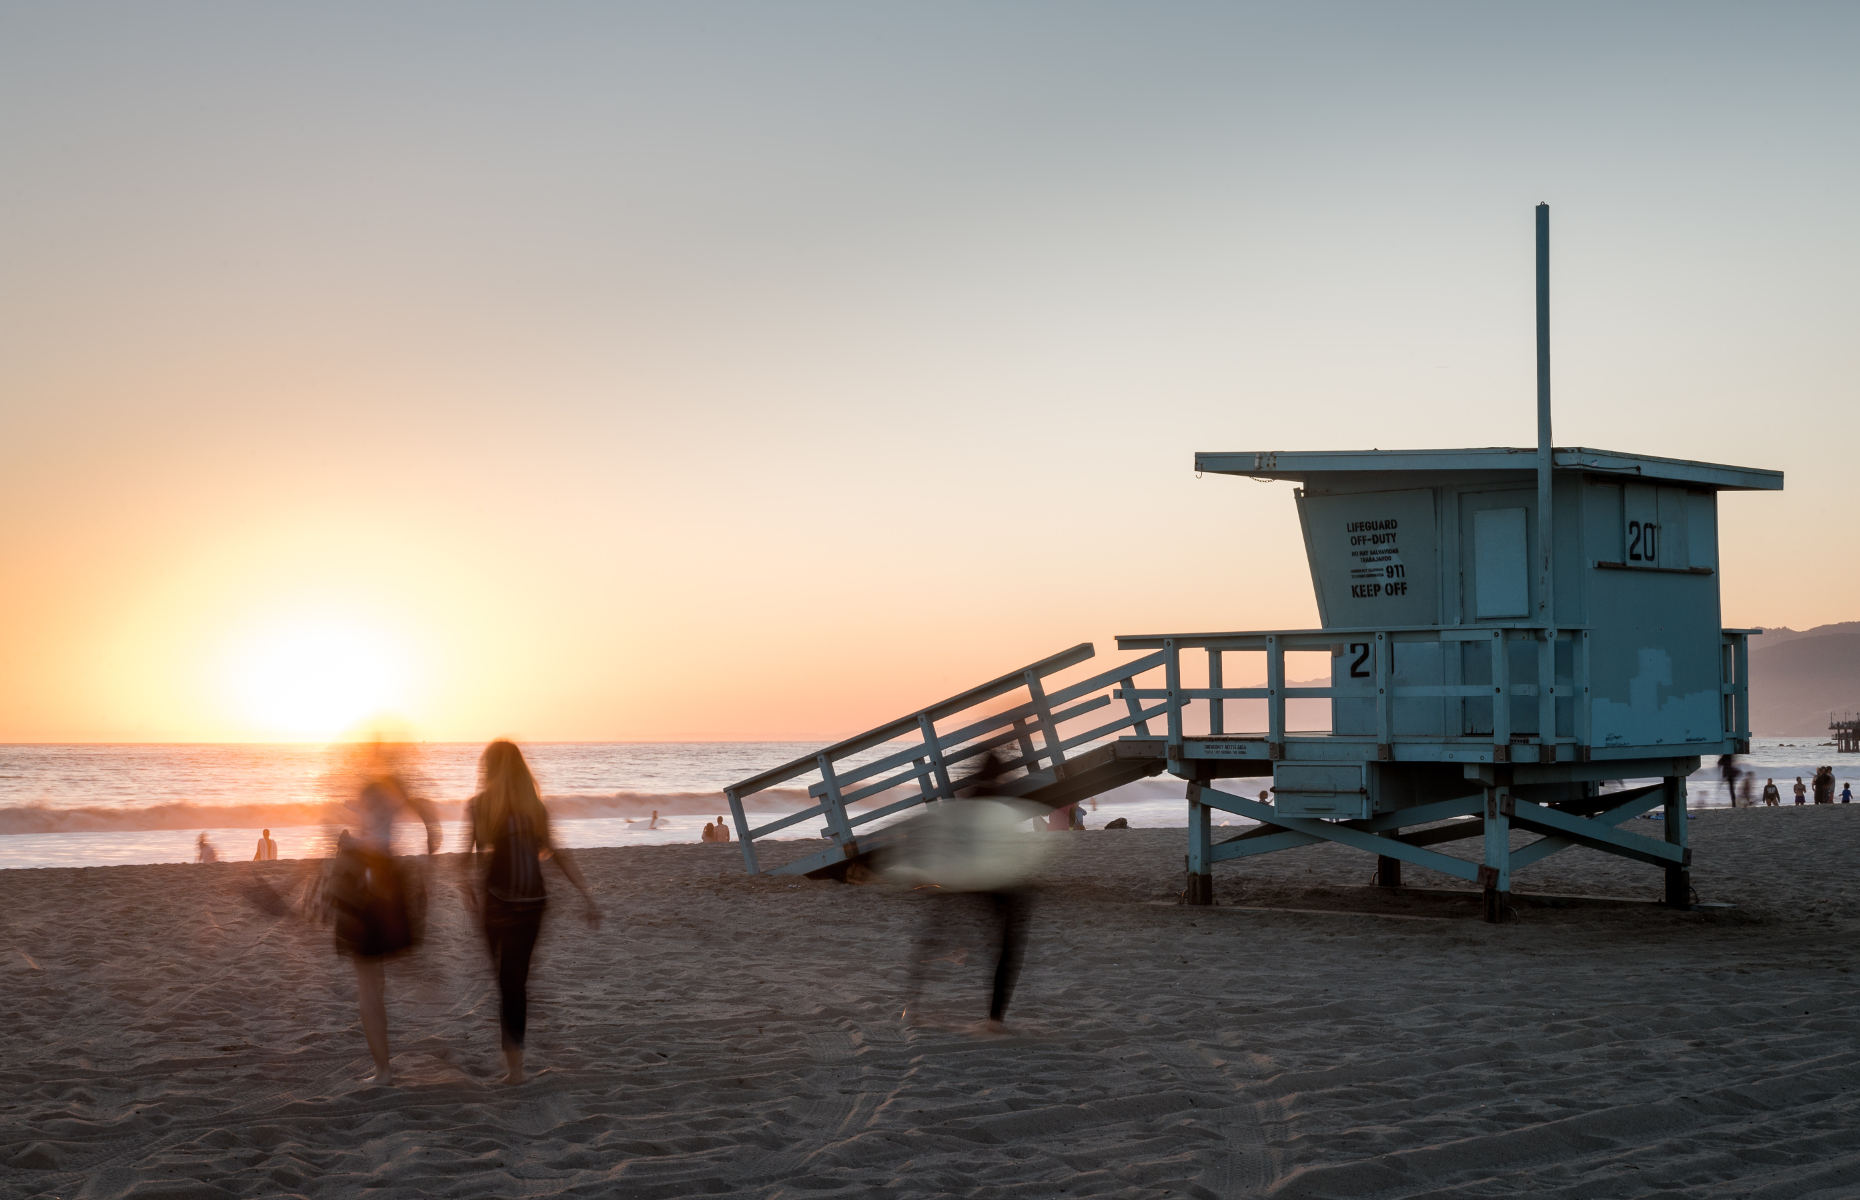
[2,2,1855,743]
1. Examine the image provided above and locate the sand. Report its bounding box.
[3,806,1859,1199]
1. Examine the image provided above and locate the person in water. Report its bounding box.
[328,741,440,1084]
[464,740,600,1085]
[1761,778,1780,806]
[253,828,278,861]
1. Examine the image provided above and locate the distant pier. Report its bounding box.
[1832,714,1860,753]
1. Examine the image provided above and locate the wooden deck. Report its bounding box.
[723,627,1752,917]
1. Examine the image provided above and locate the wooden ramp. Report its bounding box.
[721,645,1176,879]
[801,740,1171,880]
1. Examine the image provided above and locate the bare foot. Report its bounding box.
[367,1064,393,1085]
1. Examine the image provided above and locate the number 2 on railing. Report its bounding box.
[1347,641,1394,679]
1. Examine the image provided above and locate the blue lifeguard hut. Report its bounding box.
[723,207,1781,920]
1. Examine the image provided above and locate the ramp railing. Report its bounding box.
[1116,624,1595,761]
[723,643,1173,876]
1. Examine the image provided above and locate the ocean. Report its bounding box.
[0,738,1848,870]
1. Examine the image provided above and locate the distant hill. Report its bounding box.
[1748,623,1860,736]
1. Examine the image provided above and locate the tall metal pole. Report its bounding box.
[1535,203,1555,632]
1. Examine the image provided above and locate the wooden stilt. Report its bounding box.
[1186,785,1213,905]
[1376,829,1402,888]
[1482,785,1513,923]
[1662,774,1690,909]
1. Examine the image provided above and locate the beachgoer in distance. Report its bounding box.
[1761,778,1780,807]
[648,809,659,830]
[253,829,278,861]
[196,832,218,863]
[1843,782,1853,804]
[328,741,441,1085]
[1793,777,1806,805]
[1718,755,1742,806]
[463,740,600,1085]
[714,815,730,842]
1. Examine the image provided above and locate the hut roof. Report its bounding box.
[1194,446,1782,491]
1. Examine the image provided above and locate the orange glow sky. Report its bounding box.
[1,4,1853,743]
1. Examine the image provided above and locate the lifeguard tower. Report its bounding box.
[722,207,1781,920]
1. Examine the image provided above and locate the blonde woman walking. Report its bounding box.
[463,740,600,1084]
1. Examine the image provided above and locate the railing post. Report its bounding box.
[725,787,760,875]
[1576,630,1592,755]
[1208,648,1224,737]
[1373,630,1391,755]
[1733,634,1751,750]
[916,714,954,798]
[1164,639,1183,753]
[1266,635,1284,758]
[815,753,859,854]
[1122,676,1152,737]
[1491,630,1511,756]
[1720,638,1734,737]
[1537,629,1558,759]
[1023,669,1068,775]
[1012,716,1040,773]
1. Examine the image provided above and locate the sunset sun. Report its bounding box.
[222,618,411,741]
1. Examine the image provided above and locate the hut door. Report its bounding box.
[1458,490,1534,736]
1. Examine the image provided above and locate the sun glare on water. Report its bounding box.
[223,618,411,741]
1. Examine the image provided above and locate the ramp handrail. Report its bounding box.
[722,643,1174,875]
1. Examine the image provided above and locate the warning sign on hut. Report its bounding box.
[1295,488,1440,626]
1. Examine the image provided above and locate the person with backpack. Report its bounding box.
[326,740,441,1085]
[464,740,601,1084]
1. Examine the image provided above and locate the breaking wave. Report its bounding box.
[0,789,815,835]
